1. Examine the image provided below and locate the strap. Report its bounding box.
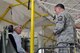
[8,34,18,53]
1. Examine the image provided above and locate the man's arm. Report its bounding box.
[53,16,66,35]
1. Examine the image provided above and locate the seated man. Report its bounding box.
[12,25,26,53]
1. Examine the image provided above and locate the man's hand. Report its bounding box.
[75,23,80,29]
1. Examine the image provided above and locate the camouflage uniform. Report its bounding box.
[53,11,76,53]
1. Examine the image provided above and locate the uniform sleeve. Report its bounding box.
[53,16,66,35]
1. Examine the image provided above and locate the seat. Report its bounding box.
[0,36,2,53]
[8,34,18,53]
[8,25,18,53]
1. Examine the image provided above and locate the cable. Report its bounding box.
[28,0,30,10]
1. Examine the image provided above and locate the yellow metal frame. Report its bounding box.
[42,24,56,47]
[0,0,49,27]
[1,6,11,18]
[16,0,42,17]
[0,17,18,25]
[10,1,28,7]
[22,19,30,29]
[0,1,77,53]
[43,34,56,47]
[12,3,49,28]
[30,0,35,53]
[22,14,48,29]
[0,0,49,28]
[0,5,18,25]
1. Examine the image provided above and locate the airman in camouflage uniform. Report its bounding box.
[53,4,76,53]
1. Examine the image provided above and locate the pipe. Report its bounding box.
[30,0,35,53]
[1,6,11,18]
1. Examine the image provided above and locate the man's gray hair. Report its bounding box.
[14,25,22,30]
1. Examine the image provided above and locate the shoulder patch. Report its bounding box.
[58,16,63,21]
